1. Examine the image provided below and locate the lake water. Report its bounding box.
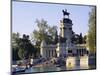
[24,64,95,73]
[14,56,96,74]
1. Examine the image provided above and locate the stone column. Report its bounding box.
[50,50,52,58]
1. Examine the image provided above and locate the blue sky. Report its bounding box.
[12,1,93,36]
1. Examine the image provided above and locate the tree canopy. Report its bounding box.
[32,19,58,45]
[88,7,96,54]
[12,33,36,60]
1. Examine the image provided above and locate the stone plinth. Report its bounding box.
[66,57,76,68]
[80,55,89,68]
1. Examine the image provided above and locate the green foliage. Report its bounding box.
[71,33,84,44]
[12,32,20,47]
[17,34,35,59]
[88,7,96,54]
[79,33,83,44]
[12,33,37,60]
[18,48,25,59]
[83,35,87,44]
[32,19,57,45]
[33,45,40,58]
[12,33,20,60]
[12,47,20,60]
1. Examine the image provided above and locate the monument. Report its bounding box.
[40,9,88,58]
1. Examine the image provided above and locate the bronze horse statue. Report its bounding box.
[62,9,70,18]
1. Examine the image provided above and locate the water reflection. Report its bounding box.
[25,64,89,73]
[15,56,96,74]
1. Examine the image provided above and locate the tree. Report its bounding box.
[12,33,37,60]
[18,48,26,59]
[32,19,57,45]
[12,32,20,47]
[79,33,83,44]
[12,47,20,60]
[88,7,96,54]
[12,32,20,60]
[18,34,35,59]
[83,35,87,44]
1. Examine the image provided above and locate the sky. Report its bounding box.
[12,1,93,36]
